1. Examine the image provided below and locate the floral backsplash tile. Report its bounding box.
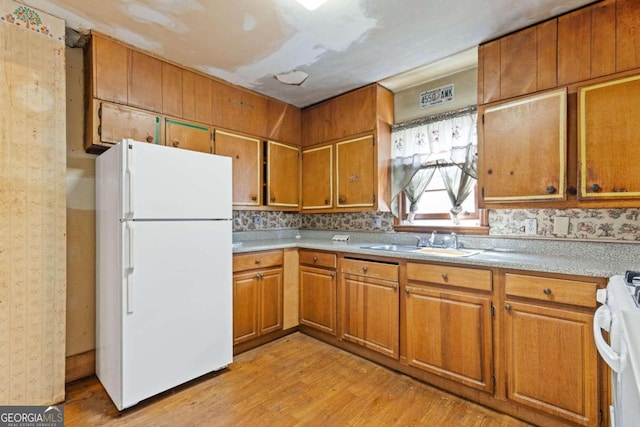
[235,208,640,241]
[490,208,640,241]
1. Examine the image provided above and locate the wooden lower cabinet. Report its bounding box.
[504,273,601,426]
[233,251,284,346]
[339,258,399,359]
[299,266,336,335]
[405,285,494,392]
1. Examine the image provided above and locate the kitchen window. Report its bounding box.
[391,106,488,234]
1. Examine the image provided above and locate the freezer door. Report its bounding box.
[121,139,231,220]
[120,220,232,409]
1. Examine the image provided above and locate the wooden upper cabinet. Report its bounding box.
[479,40,501,104]
[165,118,212,153]
[220,84,267,137]
[91,34,128,104]
[128,50,163,112]
[536,20,558,91]
[558,1,616,85]
[267,141,300,209]
[336,136,375,208]
[162,63,183,117]
[214,130,261,207]
[182,70,213,125]
[500,27,539,99]
[480,88,567,203]
[92,101,160,147]
[617,0,640,72]
[578,74,640,200]
[302,144,333,211]
[302,84,392,147]
[267,99,301,145]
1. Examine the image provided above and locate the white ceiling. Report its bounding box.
[24,0,594,108]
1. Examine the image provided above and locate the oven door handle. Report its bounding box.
[594,305,624,373]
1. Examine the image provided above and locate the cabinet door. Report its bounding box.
[233,272,260,345]
[267,141,300,208]
[214,130,261,207]
[616,0,640,72]
[221,85,267,137]
[578,74,640,199]
[183,70,213,124]
[299,266,336,335]
[332,85,376,139]
[301,145,333,210]
[336,136,375,208]
[128,50,163,112]
[504,300,599,426]
[481,88,566,203]
[267,99,301,145]
[260,268,283,335]
[340,273,399,359]
[302,101,333,147]
[97,101,161,146]
[162,62,183,117]
[165,118,212,153]
[500,27,538,99]
[405,285,493,392]
[91,34,128,104]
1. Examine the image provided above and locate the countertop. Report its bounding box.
[232,234,640,278]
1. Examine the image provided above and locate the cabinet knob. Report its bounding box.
[324,199,329,205]
[405,288,410,295]
[339,197,346,204]
[487,169,493,175]
[251,196,258,201]
[567,186,577,196]
[255,259,261,264]
[590,183,601,192]
[256,273,262,279]
[172,140,180,147]
[330,272,335,278]
[543,287,552,295]
[312,256,318,262]
[270,196,276,202]
[505,304,512,312]
[362,266,368,273]
[441,272,448,281]
[145,135,154,143]
[392,284,398,291]
[546,185,556,194]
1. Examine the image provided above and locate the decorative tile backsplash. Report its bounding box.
[490,208,640,241]
[234,208,640,241]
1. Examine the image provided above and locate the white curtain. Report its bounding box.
[391,110,478,223]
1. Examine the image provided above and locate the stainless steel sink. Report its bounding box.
[360,244,420,253]
[361,244,482,257]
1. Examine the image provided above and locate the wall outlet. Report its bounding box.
[253,215,261,225]
[372,215,382,229]
[521,219,537,235]
[553,216,570,235]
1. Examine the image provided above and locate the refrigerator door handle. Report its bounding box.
[125,142,134,219]
[126,222,134,314]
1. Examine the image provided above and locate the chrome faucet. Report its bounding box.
[415,231,458,249]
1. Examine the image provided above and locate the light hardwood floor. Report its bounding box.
[64,333,532,426]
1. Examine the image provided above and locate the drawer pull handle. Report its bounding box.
[505,304,512,311]
[255,259,261,264]
[362,266,368,273]
[145,135,154,143]
[392,284,398,291]
[251,195,258,201]
[441,273,448,281]
[330,272,335,278]
[543,287,552,295]
[172,139,180,147]
[313,256,318,262]
[405,288,410,295]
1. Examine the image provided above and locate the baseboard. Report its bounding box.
[65,350,95,383]
[233,327,298,355]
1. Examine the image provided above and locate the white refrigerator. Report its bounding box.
[95,139,233,410]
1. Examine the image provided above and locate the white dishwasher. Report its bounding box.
[594,274,640,427]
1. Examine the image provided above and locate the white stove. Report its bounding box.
[594,274,640,427]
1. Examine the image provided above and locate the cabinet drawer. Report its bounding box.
[505,273,598,308]
[407,263,492,292]
[233,250,283,272]
[341,258,398,282]
[299,250,336,269]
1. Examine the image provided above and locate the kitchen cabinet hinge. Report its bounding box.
[372,138,376,146]
[492,375,496,389]
[482,114,485,125]
[490,303,495,316]
[97,125,101,136]
[372,194,376,203]
[481,187,485,198]
[212,130,216,142]
[599,409,603,425]
[98,106,102,119]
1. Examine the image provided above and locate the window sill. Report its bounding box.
[394,222,489,235]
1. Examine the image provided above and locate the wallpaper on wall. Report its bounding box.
[490,208,640,241]
[233,210,301,231]
[232,210,394,232]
